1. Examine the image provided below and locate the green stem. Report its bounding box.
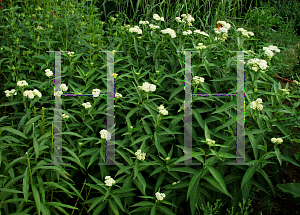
[71,178,87,215]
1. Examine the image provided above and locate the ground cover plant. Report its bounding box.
[1,0,300,214]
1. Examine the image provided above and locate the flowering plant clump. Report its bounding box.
[115,92,122,99]
[157,104,168,115]
[155,192,166,201]
[135,149,146,161]
[104,176,115,187]
[82,102,92,109]
[250,98,264,110]
[4,89,17,97]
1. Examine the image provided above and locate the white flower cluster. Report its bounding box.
[214,21,231,34]
[246,58,268,73]
[193,76,205,84]
[62,113,69,119]
[161,28,176,38]
[115,92,122,99]
[196,43,207,50]
[237,28,254,38]
[177,14,195,26]
[110,16,116,21]
[172,181,180,185]
[279,89,290,95]
[194,30,209,37]
[271,137,283,144]
[153,14,164,21]
[82,102,91,109]
[141,82,156,92]
[36,26,43,30]
[206,138,216,147]
[182,30,193,35]
[139,20,149,25]
[23,89,42,99]
[263,45,280,60]
[214,33,228,41]
[92,88,101,97]
[5,89,17,97]
[67,51,74,57]
[135,149,146,161]
[250,98,263,110]
[45,69,53,77]
[99,129,111,140]
[157,104,168,115]
[149,24,160,30]
[60,84,68,91]
[155,192,166,201]
[104,176,115,187]
[17,80,28,87]
[129,25,142,34]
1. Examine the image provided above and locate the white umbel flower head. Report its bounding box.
[157,104,168,115]
[129,25,142,34]
[5,89,17,97]
[149,24,160,30]
[17,80,28,87]
[193,76,205,84]
[82,102,92,109]
[237,28,254,38]
[142,82,156,92]
[268,45,280,53]
[271,137,283,144]
[104,176,115,187]
[54,91,63,97]
[135,149,146,161]
[60,84,68,91]
[67,51,74,57]
[250,98,264,110]
[33,89,42,98]
[194,30,209,37]
[155,192,166,201]
[23,90,35,99]
[62,113,69,119]
[161,28,176,38]
[280,89,290,95]
[45,69,53,77]
[182,30,193,35]
[153,14,164,21]
[92,88,101,97]
[115,92,122,99]
[139,20,149,25]
[206,138,216,147]
[100,129,111,140]
[196,43,207,50]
